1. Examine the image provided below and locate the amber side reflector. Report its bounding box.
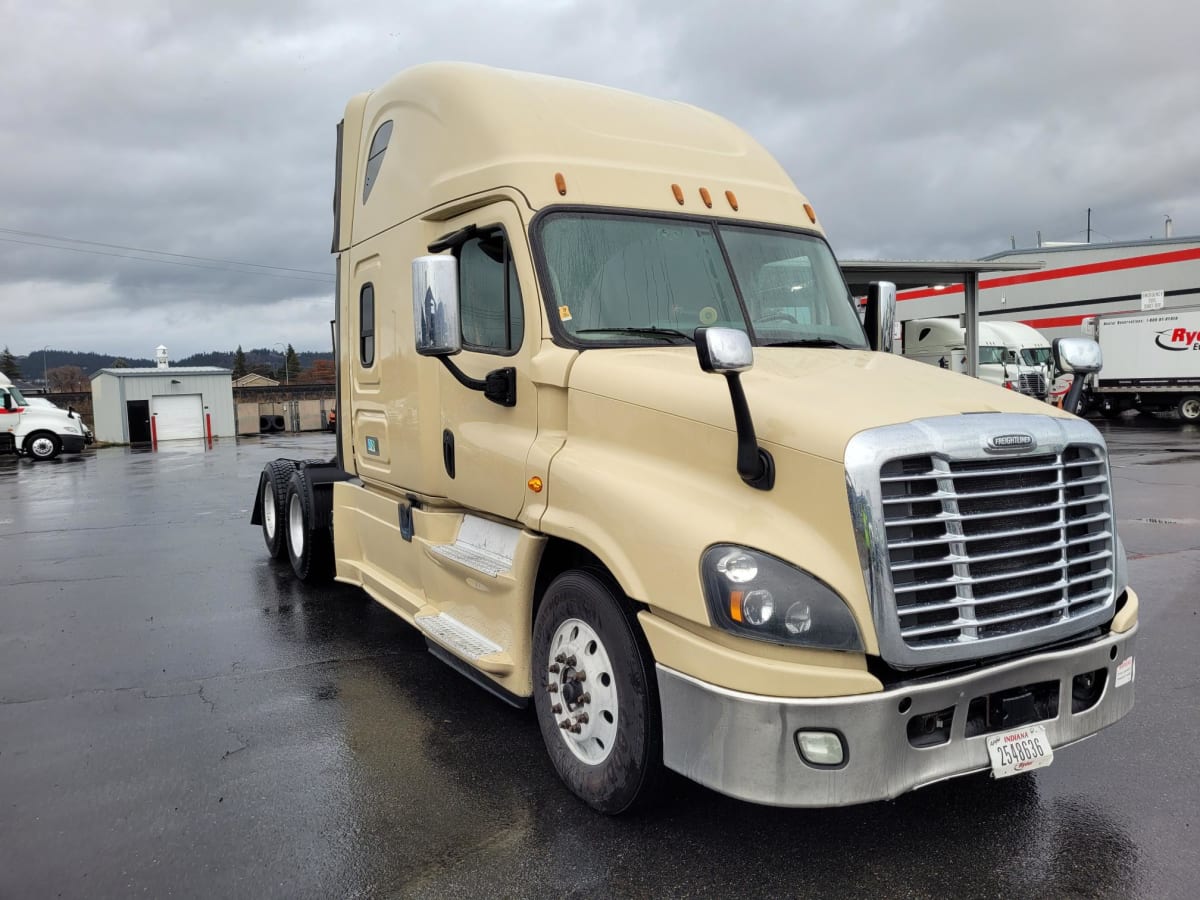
[725,190,739,211]
[729,591,744,622]
[671,183,685,205]
[804,202,817,224]
[699,187,713,208]
[555,173,567,196]
[528,476,544,493]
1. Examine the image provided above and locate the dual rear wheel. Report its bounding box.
[258,461,333,581]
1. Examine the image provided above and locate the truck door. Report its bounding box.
[436,201,539,521]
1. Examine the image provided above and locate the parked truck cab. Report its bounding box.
[0,374,89,460]
[252,64,1137,812]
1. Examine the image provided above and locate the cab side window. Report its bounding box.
[360,283,375,367]
[458,231,523,354]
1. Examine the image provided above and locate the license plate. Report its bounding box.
[986,723,1054,778]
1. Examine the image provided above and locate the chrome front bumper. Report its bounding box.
[657,625,1136,807]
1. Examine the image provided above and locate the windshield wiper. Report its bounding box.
[764,338,855,349]
[574,327,694,343]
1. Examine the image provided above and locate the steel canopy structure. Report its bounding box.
[840,259,1044,377]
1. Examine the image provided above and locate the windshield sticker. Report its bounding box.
[699,306,719,325]
[558,305,573,322]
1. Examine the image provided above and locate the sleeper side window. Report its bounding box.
[360,283,375,367]
[362,120,393,204]
[458,231,524,355]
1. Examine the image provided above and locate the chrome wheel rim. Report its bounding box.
[547,618,618,765]
[288,493,305,557]
[1182,399,1200,420]
[30,437,55,458]
[262,480,276,539]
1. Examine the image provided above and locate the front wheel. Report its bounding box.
[532,570,663,814]
[1178,395,1200,422]
[25,431,61,461]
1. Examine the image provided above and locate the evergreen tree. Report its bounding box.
[285,344,300,382]
[233,345,248,379]
[0,346,20,379]
[111,357,130,368]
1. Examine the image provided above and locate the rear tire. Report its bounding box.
[259,460,295,559]
[532,570,663,814]
[285,471,334,582]
[25,431,61,461]
[1178,395,1200,422]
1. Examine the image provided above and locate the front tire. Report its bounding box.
[285,472,334,582]
[25,431,61,461]
[532,570,663,814]
[1178,395,1200,422]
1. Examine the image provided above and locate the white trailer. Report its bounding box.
[1084,305,1200,421]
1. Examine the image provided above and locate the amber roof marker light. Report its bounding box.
[699,187,713,208]
[725,190,739,211]
[554,173,567,196]
[803,202,817,224]
[671,183,685,205]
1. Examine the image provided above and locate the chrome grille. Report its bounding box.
[879,445,1113,652]
[1018,371,1048,397]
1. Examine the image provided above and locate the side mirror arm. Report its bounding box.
[723,371,775,491]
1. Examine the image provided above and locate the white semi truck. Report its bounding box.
[0,373,90,460]
[1083,305,1200,421]
[902,318,1050,400]
[251,63,1137,813]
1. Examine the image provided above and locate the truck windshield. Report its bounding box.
[979,346,1005,365]
[536,212,867,348]
[7,385,28,405]
[1021,347,1052,366]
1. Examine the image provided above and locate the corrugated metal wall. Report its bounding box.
[91,372,235,443]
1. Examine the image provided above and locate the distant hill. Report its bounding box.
[11,348,334,381]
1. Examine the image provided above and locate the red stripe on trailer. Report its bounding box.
[897,246,1200,301]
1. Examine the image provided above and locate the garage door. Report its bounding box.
[152,394,204,441]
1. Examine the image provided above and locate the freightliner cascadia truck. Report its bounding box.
[252,64,1138,813]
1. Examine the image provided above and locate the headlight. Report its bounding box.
[701,545,863,651]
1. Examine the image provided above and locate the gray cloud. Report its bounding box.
[2,0,1196,358]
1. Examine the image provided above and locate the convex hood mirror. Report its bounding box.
[696,327,753,373]
[1052,337,1103,374]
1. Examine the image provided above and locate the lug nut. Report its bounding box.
[575,712,589,724]
[549,664,560,674]
[559,719,571,730]
[552,704,562,714]
[578,692,591,704]
[555,653,567,664]
[569,724,582,734]
[564,655,577,667]
[545,683,558,693]
[571,671,586,683]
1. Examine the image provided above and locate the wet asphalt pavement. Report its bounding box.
[1,418,1198,899]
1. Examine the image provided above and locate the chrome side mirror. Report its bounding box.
[863,281,896,353]
[1052,337,1103,374]
[412,255,461,356]
[696,326,753,373]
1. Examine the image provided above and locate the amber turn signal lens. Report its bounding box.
[527,476,544,493]
[554,173,567,195]
[729,591,744,622]
[803,202,817,224]
[725,190,738,211]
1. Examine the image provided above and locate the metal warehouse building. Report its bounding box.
[90,365,236,444]
[890,235,1200,343]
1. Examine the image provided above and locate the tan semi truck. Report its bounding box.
[251,63,1138,813]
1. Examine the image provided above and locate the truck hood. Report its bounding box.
[567,347,1069,462]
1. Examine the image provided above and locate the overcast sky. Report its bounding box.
[2,0,1197,360]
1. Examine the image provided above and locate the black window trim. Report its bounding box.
[528,205,852,352]
[454,222,525,359]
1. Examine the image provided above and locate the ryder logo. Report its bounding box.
[1155,328,1200,351]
